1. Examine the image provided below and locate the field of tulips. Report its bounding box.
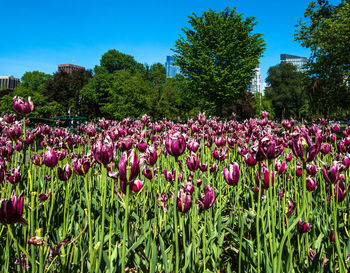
[0,97,349,272]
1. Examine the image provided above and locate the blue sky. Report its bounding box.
[0,0,341,83]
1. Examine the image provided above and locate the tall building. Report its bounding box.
[0,76,20,90]
[165,56,180,78]
[58,64,85,74]
[280,54,307,72]
[248,67,261,93]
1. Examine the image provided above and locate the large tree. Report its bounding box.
[295,0,350,117]
[173,7,265,115]
[265,63,308,119]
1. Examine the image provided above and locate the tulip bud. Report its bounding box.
[57,164,72,181]
[166,131,186,157]
[42,148,58,168]
[13,96,34,115]
[0,190,27,225]
[297,220,312,234]
[223,162,240,186]
[176,190,192,213]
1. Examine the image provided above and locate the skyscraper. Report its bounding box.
[248,67,261,93]
[165,56,180,78]
[280,54,307,72]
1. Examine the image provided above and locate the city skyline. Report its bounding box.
[0,0,341,82]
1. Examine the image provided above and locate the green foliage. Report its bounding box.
[265,63,308,119]
[100,49,145,74]
[252,92,275,119]
[173,7,265,116]
[295,0,350,118]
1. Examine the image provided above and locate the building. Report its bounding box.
[280,54,307,72]
[165,56,180,78]
[58,64,85,74]
[248,67,261,93]
[0,76,20,90]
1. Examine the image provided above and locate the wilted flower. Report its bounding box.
[223,162,240,186]
[13,96,34,115]
[0,190,27,225]
[297,220,312,234]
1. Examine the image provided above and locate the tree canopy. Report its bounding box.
[173,7,265,115]
[294,0,350,118]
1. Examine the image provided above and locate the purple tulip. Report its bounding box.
[136,138,147,153]
[287,200,294,216]
[321,143,332,155]
[198,112,207,125]
[166,131,186,157]
[322,161,340,184]
[196,184,215,212]
[131,180,143,193]
[297,220,312,234]
[212,147,228,161]
[306,164,318,176]
[38,192,51,201]
[186,152,200,171]
[306,176,317,192]
[3,114,16,124]
[184,183,194,195]
[119,150,140,183]
[223,162,240,186]
[176,190,192,213]
[92,138,114,166]
[275,160,287,175]
[285,152,293,162]
[72,156,92,176]
[261,111,269,119]
[31,154,42,166]
[42,148,58,168]
[244,154,257,167]
[7,166,21,185]
[210,163,218,173]
[57,164,72,181]
[256,135,284,161]
[333,181,347,202]
[0,190,27,225]
[200,164,208,172]
[291,129,321,162]
[157,193,168,212]
[13,96,34,115]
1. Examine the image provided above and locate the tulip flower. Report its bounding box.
[244,153,257,167]
[142,166,153,180]
[256,135,284,161]
[200,164,208,172]
[259,167,275,189]
[297,220,312,234]
[42,148,58,168]
[31,154,41,166]
[166,131,186,157]
[136,138,147,153]
[72,156,92,176]
[13,96,34,115]
[286,199,294,216]
[333,181,347,202]
[7,166,21,185]
[176,190,192,213]
[210,163,218,173]
[306,164,318,176]
[275,160,287,175]
[309,248,316,261]
[320,143,332,155]
[291,129,321,162]
[261,111,269,119]
[157,193,168,212]
[322,161,340,184]
[92,137,114,166]
[196,185,215,213]
[186,152,200,171]
[184,183,194,195]
[119,150,140,183]
[131,180,143,193]
[3,114,16,124]
[39,192,51,201]
[198,112,207,125]
[0,190,27,225]
[212,147,228,161]
[306,176,317,192]
[223,162,240,186]
[57,164,72,181]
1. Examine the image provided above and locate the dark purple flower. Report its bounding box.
[184,183,194,195]
[306,176,317,192]
[186,152,200,171]
[322,161,340,184]
[287,199,294,216]
[212,147,228,161]
[223,162,240,186]
[297,220,312,234]
[329,230,335,243]
[72,156,91,176]
[196,184,215,212]
[119,149,140,183]
[13,96,34,115]
[157,193,168,212]
[0,190,27,225]
[176,190,192,213]
[244,153,257,167]
[166,131,186,157]
[291,129,321,162]
[92,137,114,166]
[42,148,58,168]
[57,164,72,181]
[38,192,51,201]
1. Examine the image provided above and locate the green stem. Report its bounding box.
[121,181,130,273]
